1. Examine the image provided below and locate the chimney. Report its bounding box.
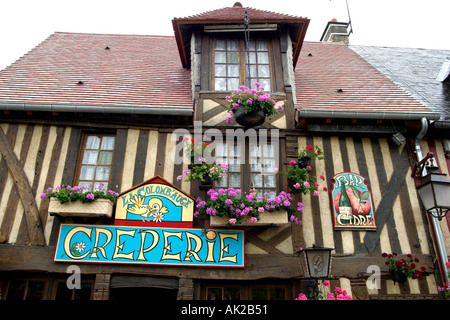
[320,18,351,44]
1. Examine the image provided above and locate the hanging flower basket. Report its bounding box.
[48,198,113,218]
[234,105,266,127]
[210,209,288,227]
[225,82,283,127]
[390,270,407,284]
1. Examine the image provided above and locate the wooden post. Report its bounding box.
[177,278,194,300]
[93,273,111,300]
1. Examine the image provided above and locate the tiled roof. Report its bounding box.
[0,32,192,112]
[173,4,308,23]
[172,3,309,68]
[350,45,450,121]
[294,42,439,120]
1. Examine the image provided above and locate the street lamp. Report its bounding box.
[298,246,334,278]
[297,246,334,299]
[417,165,450,221]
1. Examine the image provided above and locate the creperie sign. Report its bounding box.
[53,176,245,268]
[54,224,244,267]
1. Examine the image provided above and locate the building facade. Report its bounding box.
[0,3,448,301]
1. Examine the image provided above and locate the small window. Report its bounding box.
[215,141,277,196]
[77,134,115,191]
[5,279,47,300]
[213,38,272,91]
[53,281,93,300]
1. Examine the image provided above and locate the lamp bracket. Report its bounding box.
[412,152,435,178]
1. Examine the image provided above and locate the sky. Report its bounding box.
[1,0,449,70]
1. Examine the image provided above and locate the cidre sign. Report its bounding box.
[331,172,376,231]
[54,176,245,268]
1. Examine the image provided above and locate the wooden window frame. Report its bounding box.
[74,133,116,191]
[200,281,292,300]
[211,36,275,91]
[214,140,279,196]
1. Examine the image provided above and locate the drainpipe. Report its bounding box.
[415,117,449,286]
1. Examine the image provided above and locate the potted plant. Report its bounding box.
[281,145,326,194]
[382,252,428,284]
[225,82,283,127]
[178,157,228,191]
[195,187,303,226]
[181,136,211,166]
[42,183,119,218]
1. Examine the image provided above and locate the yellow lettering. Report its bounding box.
[63,227,92,260]
[137,230,159,261]
[218,232,238,263]
[112,229,136,260]
[160,231,183,261]
[184,232,203,262]
[90,228,113,259]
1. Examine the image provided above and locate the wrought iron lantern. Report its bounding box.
[417,165,450,221]
[298,246,334,279]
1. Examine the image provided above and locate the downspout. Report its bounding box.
[415,117,449,286]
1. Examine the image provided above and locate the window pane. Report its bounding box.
[250,144,260,157]
[246,52,256,64]
[263,159,275,173]
[98,151,113,165]
[6,280,26,300]
[25,281,45,300]
[224,288,240,300]
[95,166,110,180]
[249,65,257,77]
[251,174,262,187]
[270,288,285,300]
[247,40,256,51]
[101,137,115,150]
[215,51,226,63]
[258,65,270,77]
[215,78,226,90]
[257,52,269,64]
[85,136,100,149]
[215,39,226,50]
[78,181,92,190]
[207,288,222,300]
[265,189,276,199]
[263,144,274,157]
[82,151,98,164]
[215,64,226,77]
[228,64,239,77]
[250,158,261,172]
[252,288,267,300]
[260,79,271,91]
[80,166,95,180]
[94,181,108,191]
[227,52,239,64]
[256,40,268,51]
[227,78,239,91]
[264,174,276,188]
[227,40,239,51]
[229,174,241,187]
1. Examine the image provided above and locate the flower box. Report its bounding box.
[48,198,113,218]
[209,210,289,227]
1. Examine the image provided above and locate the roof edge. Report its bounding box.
[296,109,441,121]
[0,102,193,116]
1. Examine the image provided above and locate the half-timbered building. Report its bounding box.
[0,2,448,301]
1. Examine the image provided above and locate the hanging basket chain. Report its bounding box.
[244,8,251,87]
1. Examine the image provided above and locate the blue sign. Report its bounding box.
[54,224,245,268]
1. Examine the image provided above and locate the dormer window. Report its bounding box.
[213,38,271,91]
